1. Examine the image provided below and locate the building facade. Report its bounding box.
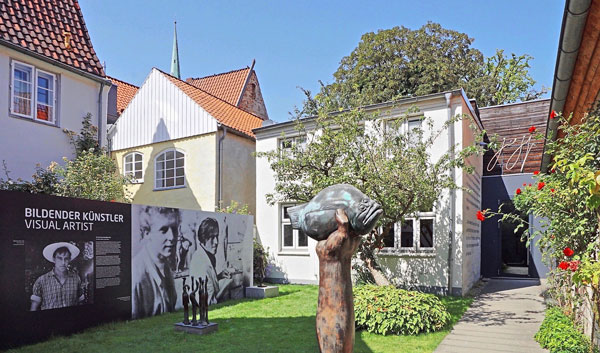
[0,0,110,181]
[109,68,263,213]
[254,90,483,295]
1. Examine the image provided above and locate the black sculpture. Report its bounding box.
[199,276,209,325]
[190,276,199,326]
[182,278,190,325]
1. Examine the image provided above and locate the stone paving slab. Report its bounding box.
[435,278,548,353]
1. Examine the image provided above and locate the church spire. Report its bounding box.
[170,21,180,79]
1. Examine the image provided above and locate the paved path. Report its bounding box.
[435,278,548,353]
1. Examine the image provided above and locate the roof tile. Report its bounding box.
[186,67,250,106]
[108,76,139,114]
[162,69,262,138]
[0,0,104,77]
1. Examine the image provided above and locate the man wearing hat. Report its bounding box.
[30,242,84,311]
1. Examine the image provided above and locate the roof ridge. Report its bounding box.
[186,66,250,81]
[155,67,264,121]
[107,75,139,88]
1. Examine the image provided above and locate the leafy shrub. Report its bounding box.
[353,285,451,335]
[535,307,597,353]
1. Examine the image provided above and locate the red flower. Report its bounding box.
[550,110,557,119]
[559,261,569,270]
[110,199,116,202]
[551,168,556,173]
[551,188,555,193]
[516,188,522,195]
[537,182,545,190]
[569,260,580,272]
[533,171,540,175]
[523,183,527,186]
[529,126,536,133]
[563,247,574,257]
[529,183,532,187]
[477,210,486,221]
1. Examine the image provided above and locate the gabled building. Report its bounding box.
[109,68,263,213]
[0,0,110,180]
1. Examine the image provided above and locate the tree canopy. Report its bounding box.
[320,22,544,109]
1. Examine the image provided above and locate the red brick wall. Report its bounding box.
[238,72,269,120]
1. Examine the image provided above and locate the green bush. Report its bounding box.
[353,285,451,335]
[535,307,597,353]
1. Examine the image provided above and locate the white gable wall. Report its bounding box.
[111,69,218,151]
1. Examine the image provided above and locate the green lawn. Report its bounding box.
[9,285,472,353]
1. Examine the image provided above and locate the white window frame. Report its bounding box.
[382,211,435,253]
[123,152,144,183]
[10,60,58,125]
[279,135,307,156]
[154,149,185,190]
[280,203,309,251]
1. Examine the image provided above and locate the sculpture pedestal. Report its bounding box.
[173,322,218,335]
[245,285,279,299]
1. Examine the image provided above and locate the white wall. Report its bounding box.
[110,69,218,151]
[255,92,482,294]
[0,46,108,181]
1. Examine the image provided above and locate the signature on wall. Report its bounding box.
[487,134,537,173]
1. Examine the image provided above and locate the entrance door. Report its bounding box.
[500,201,529,276]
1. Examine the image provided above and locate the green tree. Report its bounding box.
[258,101,483,285]
[320,22,542,109]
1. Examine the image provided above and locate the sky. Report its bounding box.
[79,0,565,122]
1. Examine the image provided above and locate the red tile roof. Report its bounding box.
[186,67,250,106]
[0,0,105,77]
[108,76,138,114]
[160,69,263,138]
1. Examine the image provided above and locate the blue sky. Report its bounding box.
[80,1,564,122]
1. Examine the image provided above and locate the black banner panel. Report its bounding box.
[0,191,132,349]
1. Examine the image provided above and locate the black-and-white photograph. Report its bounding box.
[131,205,252,319]
[25,240,94,311]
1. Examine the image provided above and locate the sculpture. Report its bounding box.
[199,276,209,325]
[290,184,382,353]
[288,184,382,240]
[189,277,199,326]
[182,278,190,325]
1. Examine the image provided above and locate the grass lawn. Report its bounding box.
[10,285,472,353]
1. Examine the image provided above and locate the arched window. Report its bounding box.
[155,149,185,189]
[124,152,143,182]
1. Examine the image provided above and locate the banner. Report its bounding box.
[0,191,253,348]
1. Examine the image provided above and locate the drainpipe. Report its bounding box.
[97,82,105,147]
[445,92,456,296]
[541,0,591,170]
[217,124,227,209]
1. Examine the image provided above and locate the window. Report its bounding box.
[11,60,57,124]
[280,136,306,156]
[383,211,435,252]
[155,149,185,189]
[124,152,143,182]
[281,204,308,250]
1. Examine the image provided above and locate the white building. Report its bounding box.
[254,90,483,296]
[0,0,110,181]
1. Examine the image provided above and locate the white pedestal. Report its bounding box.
[245,285,279,299]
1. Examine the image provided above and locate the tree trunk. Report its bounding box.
[364,257,391,286]
[315,209,361,353]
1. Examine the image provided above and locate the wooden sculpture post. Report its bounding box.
[315,209,361,353]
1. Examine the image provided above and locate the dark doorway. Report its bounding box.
[500,201,529,277]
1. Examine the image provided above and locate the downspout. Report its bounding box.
[541,0,591,170]
[445,92,456,296]
[217,124,227,209]
[97,82,105,147]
